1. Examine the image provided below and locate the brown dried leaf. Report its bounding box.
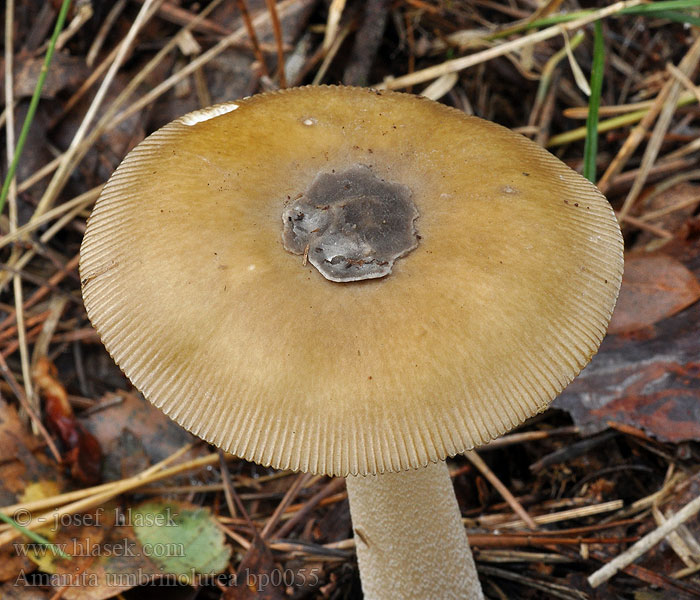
[0,401,66,582]
[556,292,700,442]
[223,535,285,599]
[34,358,102,485]
[12,52,89,98]
[608,254,700,334]
[81,391,202,470]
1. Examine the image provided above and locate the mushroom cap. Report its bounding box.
[80,86,623,477]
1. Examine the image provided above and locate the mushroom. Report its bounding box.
[80,86,623,599]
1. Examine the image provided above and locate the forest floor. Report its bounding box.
[1,1,700,598]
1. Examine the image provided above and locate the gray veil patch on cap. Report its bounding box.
[282,165,420,282]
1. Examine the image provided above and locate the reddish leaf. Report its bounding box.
[608,254,700,334]
[590,362,700,442]
[556,259,700,442]
[34,358,102,484]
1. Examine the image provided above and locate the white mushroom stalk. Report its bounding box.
[346,461,483,600]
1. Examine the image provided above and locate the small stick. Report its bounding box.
[466,450,537,529]
[86,0,127,66]
[218,449,238,518]
[481,426,580,450]
[618,213,673,239]
[0,352,62,462]
[235,0,271,78]
[265,0,287,88]
[273,477,345,539]
[588,494,700,588]
[0,253,80,334]
[260,472,312,539]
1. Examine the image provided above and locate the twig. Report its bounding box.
[466,451,538,529]
[588,494,700,588]
[481,426,580,450]
[273,477,346,539]
[265,0,287,88]
[260,472,313,539]
[235,0,270,78]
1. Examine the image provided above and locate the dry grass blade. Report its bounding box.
[619,34,700,218]
[324,0,346,51]
[0,444,213,543]
[4,0,35,424]
[86,0,128,67]
[489,500,625,530]
[376,1,643,90]
[33,0,164,221]
[0,186,101,252]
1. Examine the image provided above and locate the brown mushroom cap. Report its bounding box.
[80,86,623,477]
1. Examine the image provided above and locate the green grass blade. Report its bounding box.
[522,1,700,32]
[650,9,700,25]
[583,20,605,183]
[0,0,72,215]
[620,0,700,15]
[0,511,71,559]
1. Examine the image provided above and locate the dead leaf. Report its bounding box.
[81,391,204,477]
[60,525,160,600]
[223,534,285,599]
[12,52,90,98]
[556,289,700,442]
[590,363,700,441]
[34,358,102,485]
[0,400,66,582]
[608,254,700,334]
[0,579,49,599]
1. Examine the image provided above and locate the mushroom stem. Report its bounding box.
[346,460,483,599]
